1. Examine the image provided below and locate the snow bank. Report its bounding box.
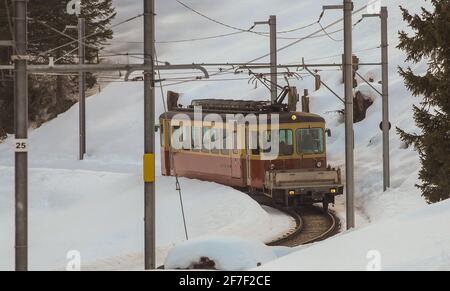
[0,0,442,271]
[0,75,293,272]
[258,199,450,271]
[165,236,280,271]
[119,0,430,225]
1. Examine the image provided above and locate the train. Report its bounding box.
[159,88,343,212]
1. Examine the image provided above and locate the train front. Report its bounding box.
[262,112,344,212]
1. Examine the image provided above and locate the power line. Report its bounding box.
[318,21,343,42]
[303,45,381,62]
[175,0,261,35]
[175,0,335,41]
[163,0,376,87]
[31,18,167,65]
[156,31,245,44]
[35,13,144,57]
[108,27,343,45]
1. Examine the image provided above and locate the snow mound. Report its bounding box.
[165,236,280,271]
[258,199,450,271]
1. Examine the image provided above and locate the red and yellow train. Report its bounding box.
[159,90,343,211]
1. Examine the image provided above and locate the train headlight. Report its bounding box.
[316,161,323,168]
[291,115,297,121]
[330,188,337,194]
[288,190,296,196]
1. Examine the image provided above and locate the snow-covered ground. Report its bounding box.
[258,199,450,271]
[0,83,294,271]
[1,0,448,270]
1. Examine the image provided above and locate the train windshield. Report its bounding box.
[297,128,324,154]
[262,129,294,156]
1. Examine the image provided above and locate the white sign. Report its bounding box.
[66,0,81,16]
[14,139,28,152]
[367,0,381,14]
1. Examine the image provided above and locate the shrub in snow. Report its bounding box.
[164,236,279,271]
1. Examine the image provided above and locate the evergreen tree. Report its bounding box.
[0,0,116,134]
[0,0,14,137]
[397,0,450,203]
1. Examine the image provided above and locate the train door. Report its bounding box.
[245,126,252,187]
[231,130,242,180]
[161,120,171,176]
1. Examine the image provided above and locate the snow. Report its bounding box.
[1,0,448,270]
[258,199,450,271]
[0,78,294,271]
[165,236,279,271]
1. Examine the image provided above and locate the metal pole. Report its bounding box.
[144,0,156,270]
[343,0,355,229]
[14,0,28,271]
[381,7,390,191]
[269,15,277,103]
[78,18,86,160]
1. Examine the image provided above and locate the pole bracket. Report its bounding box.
[11,55,31,61]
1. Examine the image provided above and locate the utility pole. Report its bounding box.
[6,0,208,271]
[254,15,277,103]
[362,6,390,192]
[78,18,86,160]
[143,0,156,270]
[380,7,390,191]
[13,0,28,271]
[269,15,277,103]
[343,0,355,229]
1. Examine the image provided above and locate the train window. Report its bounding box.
[202,127,210,153]
[262,129,294,156]
[210,128,220,154]
[250,131,260,155]
[297,128,324,154]
[171,126,184,150]
[221,128,230,155]
[182,126,191,151]
[192,127,201,152]
[279,129,294,156]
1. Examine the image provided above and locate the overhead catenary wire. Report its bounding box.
[35,13,144,58]
[154,45,189,241]
[106,27,344,45]
[32,18,174,65]
[175,0,344,41]
[163,1,374,87]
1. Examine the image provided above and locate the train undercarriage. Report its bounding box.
[263,168,344,212]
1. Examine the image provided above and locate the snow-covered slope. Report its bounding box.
[141,0,430,224]
[0,82,293,271]
[258,199,450,271]
[1,0,445,270]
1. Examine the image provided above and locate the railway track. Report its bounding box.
[252,194,339,247]
[268,206,338,247]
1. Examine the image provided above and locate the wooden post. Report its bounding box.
[314,73,321,91]
[288,87,299,112]
[302,89,310,113]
